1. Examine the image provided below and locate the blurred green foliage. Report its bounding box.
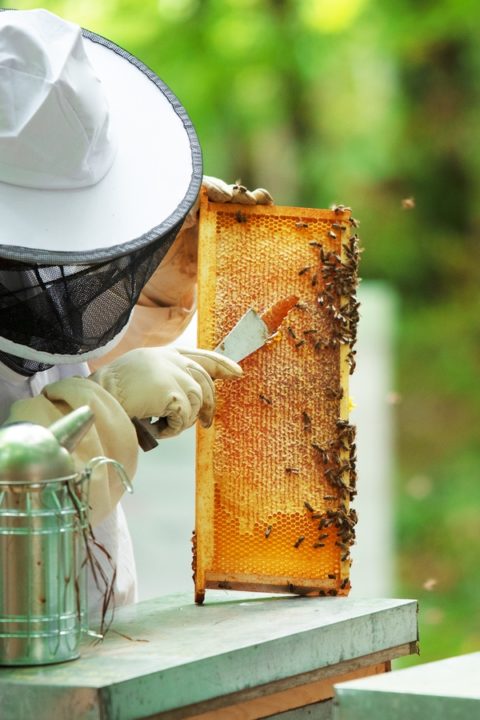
[5,0,480,665]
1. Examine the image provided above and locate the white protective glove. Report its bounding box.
[90,347,242,440]
[203,176,273,205]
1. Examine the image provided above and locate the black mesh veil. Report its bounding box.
[0,221,183,374]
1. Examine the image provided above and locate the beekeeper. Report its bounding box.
[0,9,271,613]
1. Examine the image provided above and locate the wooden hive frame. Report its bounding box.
[194,193,360,604]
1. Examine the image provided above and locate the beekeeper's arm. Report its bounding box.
[89,178,273,370]
[6,347,242,528]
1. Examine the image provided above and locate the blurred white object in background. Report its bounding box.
[349,282,396,597]
[123,281,396,600]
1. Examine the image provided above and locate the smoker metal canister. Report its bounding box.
[0,473,89,665]
[0,406,132,666]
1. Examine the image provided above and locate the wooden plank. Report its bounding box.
[264,699,333,720]
[334,651,480,720]
[205,573,338,594]
[152,662,389,720]
[147,646,412,720]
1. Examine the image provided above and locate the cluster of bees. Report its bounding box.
[317,216,361,374]
[304,496,357,559]
[293,210,360,366]
[296,209,360,580]
[311,420,358,503]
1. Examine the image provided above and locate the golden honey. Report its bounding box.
[194,194,360,603]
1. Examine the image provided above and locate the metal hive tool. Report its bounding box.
[194,194,360,604]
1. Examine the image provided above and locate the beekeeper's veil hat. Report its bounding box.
[0,8,202,373]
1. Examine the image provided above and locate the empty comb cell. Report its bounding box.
[194,193,360,603]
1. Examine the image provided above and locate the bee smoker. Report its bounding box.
[0,406,131,665]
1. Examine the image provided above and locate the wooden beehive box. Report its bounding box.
[194,193,360,603]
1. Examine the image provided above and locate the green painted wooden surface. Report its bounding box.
[0,593,417,720]
[334,651,480,720]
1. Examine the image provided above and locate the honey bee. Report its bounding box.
[326,387,344,400]
[331,203,351,213]
[312,443,330,464]
[302,411,312,432]
[298,266,311,276]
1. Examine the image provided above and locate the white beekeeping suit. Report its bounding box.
[0,9,271,616]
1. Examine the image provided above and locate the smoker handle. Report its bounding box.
[85,456,134,493]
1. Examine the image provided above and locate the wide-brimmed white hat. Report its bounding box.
[0,7,202,263]
[0,8,202,369]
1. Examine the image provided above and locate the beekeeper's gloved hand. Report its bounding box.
[90,347,242,439]
[203,176,273,205]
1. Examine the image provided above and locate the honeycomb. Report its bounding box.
[194,194,360,603]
